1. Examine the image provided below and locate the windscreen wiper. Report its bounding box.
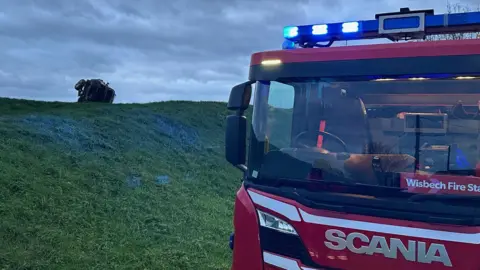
[248,176,409,198]
[246,178,480,226]
[408,193,480,202]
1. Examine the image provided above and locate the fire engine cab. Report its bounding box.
[225,7,480,270]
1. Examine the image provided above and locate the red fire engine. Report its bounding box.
[225,7,480,270]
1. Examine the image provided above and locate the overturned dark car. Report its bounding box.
[74,79,116,103]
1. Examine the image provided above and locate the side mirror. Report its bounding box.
[227,81,254,111]
[225,114,247,172]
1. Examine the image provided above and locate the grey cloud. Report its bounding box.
[0,0,478,102]
[0,0,308,57]
[1,0,313,102]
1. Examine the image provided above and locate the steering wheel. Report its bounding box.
[293,130,349,153]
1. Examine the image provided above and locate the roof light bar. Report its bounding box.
[283,7,480,48]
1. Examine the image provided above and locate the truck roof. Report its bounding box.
[249,8,480,80]
[251,38,480,66]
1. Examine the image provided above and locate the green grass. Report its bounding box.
[0,98,245,270]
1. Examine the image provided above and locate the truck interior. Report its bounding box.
[251,77,480,190]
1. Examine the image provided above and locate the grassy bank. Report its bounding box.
[0,98,243,269]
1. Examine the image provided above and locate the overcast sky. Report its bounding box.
[0,0,478,103]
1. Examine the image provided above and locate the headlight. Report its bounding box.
[257,210,298,235]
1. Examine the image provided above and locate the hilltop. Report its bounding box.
[0,98,244,269]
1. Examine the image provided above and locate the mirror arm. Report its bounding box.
[236,164,247,173]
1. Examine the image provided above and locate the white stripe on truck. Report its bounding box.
[248,190,480,244]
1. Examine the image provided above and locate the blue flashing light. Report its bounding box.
[229,233,234,250]
[282,40,296,50]
[283,26,298,38]
[455,148,471,169]
[342,22,359,33]
[282,8,480,46]
[312,24,328,35]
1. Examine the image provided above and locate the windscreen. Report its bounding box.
[248,78,480,197]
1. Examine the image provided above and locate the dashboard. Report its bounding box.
[369,113,479,173]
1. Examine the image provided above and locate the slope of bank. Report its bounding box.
[0,98,243,270]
